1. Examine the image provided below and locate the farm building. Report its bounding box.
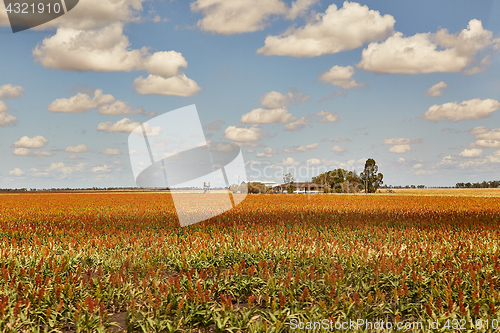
[272,182,325,193]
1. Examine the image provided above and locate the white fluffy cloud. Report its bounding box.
[307,158,321,165]
[389,145,411,154]
[34,24,150,72]
[260,91,289,109]
[49,89,143,115]
[383,138,421,154]
[98,118,161,135]
[472,127,500,141]
[241,108,294,124]
[287,0,319,20]
[318,65,364,89]
[314,111,339,123]
[12,148,53,157]
[260,90,309,109]
[32,151,53,157]
[280,157,300,166]
[422,98,500,122]
[0,84,25,99]
[284,143,318,153]
[0,101,8,114]
[98,100,144,115]
[92,165,112,173]
[469,126,490,135]
[49,89,115,113]
[257,147,278,158]
[459,148,482,158]
[433,147,500,170]
[101,148,121,155]
[33,23,200,97]
[0,101,17,127]
[13,148,31,156]
[331,145,345,152]
[432,152,500,171]
[257,1,395,57]
[458,154,500,169]
[239,93,333,132]
[191,0,287,35]
[436,155,458,167]
[133,74,201,97]
[47,162,87,175]
[34,26,189,77]
[424,81,449,97]
[9,168,25,176]
[469,127,500,148]
[0,85,23,126]
[142,51,189,78]
[64,145,89,153]
[241,90,310,128]
[97,118,141,133]
[13,136,49,149]
[358,20,499,74]
[382,138,411,145]
[284,117,308,131]
[472,140,500,148]
[224,125,263,142]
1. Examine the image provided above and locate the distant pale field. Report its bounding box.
[380,188,500,197]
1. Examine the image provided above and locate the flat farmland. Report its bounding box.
[382,188,500,197]
[0,191,500,332]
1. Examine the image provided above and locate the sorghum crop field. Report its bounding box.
[0,191,500,332]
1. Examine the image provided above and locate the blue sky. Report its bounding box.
[1,0,500,189]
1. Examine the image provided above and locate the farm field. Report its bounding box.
[0,191,500,332]
[381,188,500,197]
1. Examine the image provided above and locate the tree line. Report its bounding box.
[456,180,500,188]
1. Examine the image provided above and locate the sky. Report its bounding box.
[1,0,500,189]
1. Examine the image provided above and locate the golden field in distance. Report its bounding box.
[380,188,500,197]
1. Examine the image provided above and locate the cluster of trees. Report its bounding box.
[456,180,500,188]
[228,159,384,195]
[0,188,30,192]
[312,158,384,193]
[312,168,362,193]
